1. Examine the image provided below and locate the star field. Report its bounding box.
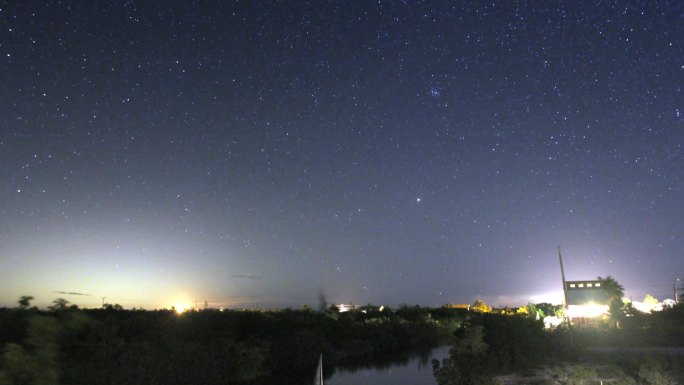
[1,1,683,309]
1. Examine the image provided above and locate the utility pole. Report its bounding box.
[558,245,569,310]
[558,246,573,338]
[102,297,106,307]
[675,281,680,303]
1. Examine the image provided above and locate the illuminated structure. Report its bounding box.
[565,280,609,325]
[337,303,358,312]
[442,303,471,311]
[557,247,609,326]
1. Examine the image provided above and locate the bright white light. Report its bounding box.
[174,304,189,314]
[543,316,563,329]
[529,291,564,305]
[567,303,608,318]
[632,301,665,313]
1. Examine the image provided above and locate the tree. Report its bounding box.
[317,289,328,312]
[643,294,659,305]
[48,298,69,312]
[435,324,489,385]
[598,275,624,301]
[526,303,543,320]
[529,302,563,318]
[103,303,123,311]
[516,305,529,316]
[17,296,34,310]
[598,276,625,328]
[472,299,492,313]
[452,324,488,356]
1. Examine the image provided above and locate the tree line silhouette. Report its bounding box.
[0,297,465,385]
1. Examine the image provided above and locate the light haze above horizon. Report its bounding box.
[1,1,682,310]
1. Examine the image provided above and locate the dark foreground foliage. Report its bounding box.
[434,313,577,385]
[434,304,684,385]
[0,304,464,385]
[572,303,684,348]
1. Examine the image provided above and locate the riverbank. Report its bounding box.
[328,345,451,385]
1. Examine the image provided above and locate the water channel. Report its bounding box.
[327,345,451,385]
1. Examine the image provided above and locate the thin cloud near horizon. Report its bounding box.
[230,274,260,280]
[54,291,91,296]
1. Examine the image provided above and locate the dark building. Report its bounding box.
[566,280,608,305]
[565,280,609,326]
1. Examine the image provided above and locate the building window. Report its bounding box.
[578,283,584,288]
[569,283,576,288]
[595,283,601,287]
[587,283,593,287]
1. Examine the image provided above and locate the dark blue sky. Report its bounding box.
[1,1,682,309]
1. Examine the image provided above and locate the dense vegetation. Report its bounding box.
[573,303,684,347]
[434,303,684,385]
[433,312,576,385]
[3,293,683,385]
[0,299,464,385]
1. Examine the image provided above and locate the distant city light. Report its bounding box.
[529,291,564,305]
[174,304,189,314]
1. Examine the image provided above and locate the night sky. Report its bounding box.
[1,1,683,310]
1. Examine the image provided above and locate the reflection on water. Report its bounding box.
[327,346,450,385]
